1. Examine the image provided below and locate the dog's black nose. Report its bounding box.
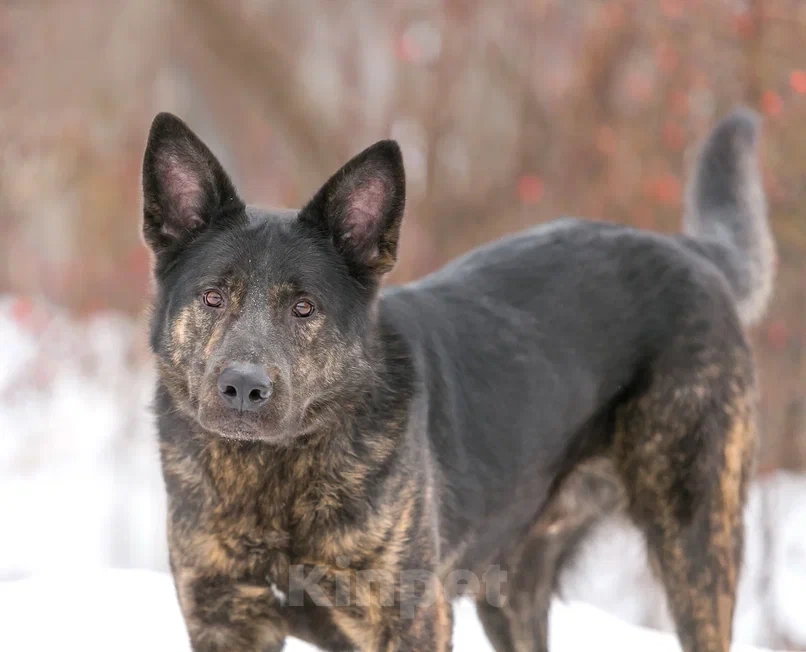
[217,364,272,412]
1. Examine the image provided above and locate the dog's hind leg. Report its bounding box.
[475,540,553,652]
[475,460,622,652]
[475,595,517,652]
[613,345,756,652]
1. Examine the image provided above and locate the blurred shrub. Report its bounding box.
[0,0,804,470]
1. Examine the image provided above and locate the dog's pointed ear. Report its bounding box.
[141,112,244,256]
[300,140,405,280]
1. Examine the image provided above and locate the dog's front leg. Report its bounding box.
[392,587,453,652]
[382,572,454,652]
[328,568,453,652]
[174,568,288,652]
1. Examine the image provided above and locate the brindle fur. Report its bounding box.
[142,108,773,651]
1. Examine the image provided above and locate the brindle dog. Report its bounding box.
[142,108,774,651]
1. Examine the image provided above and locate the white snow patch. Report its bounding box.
[767,472,806,646]
[0,570,783,652]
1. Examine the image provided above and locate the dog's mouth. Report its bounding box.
[196,399,301,444]
[204,416,263,441]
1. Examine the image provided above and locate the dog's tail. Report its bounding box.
[682,107,775,326]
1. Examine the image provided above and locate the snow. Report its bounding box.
[767,473,806,645]
[0,570,781,652]
[0,571,192,652]
[1,296,804,650]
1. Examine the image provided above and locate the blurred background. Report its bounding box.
[0,0,804,649]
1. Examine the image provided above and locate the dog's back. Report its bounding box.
[377,109,772,652]
[383,110,772,566]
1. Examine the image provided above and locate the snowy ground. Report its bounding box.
[0,570,782,652]
[1,296,805,650]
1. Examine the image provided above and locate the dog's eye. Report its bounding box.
[292,299,315,318]
[201,289,225,309]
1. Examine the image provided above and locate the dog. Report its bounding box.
[142,107,774,651]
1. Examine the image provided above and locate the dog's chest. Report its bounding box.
[165,440,371,584]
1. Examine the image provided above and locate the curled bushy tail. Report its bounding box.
[683,108,776,326]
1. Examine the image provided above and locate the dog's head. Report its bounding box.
[142,113,405,443]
